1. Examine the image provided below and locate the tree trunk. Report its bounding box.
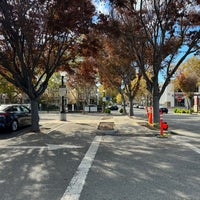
[30,99,40,132]
[152,86,160,124]
[187,97,192,114]
[129,97,134,116]
[121,92,127,114]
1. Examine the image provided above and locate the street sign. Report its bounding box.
[177,96,182,102]
[59,87,66,96]
[175,92,184,102]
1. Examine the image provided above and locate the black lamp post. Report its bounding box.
[59,72,67,121]
[61,75,65,113]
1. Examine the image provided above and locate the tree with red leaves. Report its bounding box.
[173,56,200,112]
[0,0,95,131]
[101,0,200,123]
[67,57,97,110]
[177,72,198,113]
[97,35,142,115]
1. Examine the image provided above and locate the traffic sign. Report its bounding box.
[59,87,66,96]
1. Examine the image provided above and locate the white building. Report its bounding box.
[160,83,200,110]
[160,83,175,107]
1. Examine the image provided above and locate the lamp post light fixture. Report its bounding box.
[59,71,67,121]
[2,94,6,104]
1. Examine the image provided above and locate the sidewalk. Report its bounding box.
[39,113,158,137]
[40,113,200,138]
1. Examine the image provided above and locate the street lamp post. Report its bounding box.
[95,81,101,112]
[2,94,6,104]
[61,76,65,113]
[102,89,106,112]
[59,72,67,121]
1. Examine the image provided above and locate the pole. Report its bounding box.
[61,75,65,113]
[60,75,66,121]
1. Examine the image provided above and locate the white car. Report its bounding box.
[138,105,145,109]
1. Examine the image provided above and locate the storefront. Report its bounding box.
[194,93,200,112]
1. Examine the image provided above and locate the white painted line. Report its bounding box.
[46,123,67,134]
[60,136,102,200]
[181,142,200,154]
[0,144,82,150]
[0,145,46,150]
[173,136,200,154]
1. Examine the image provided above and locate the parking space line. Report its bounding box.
[0,144,82,150]
[45,123,67,134]
[60,136,102,200]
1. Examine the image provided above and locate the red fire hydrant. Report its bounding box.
[162,122,168,130]
[160,110,168,135]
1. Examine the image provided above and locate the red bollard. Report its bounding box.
[149,106,153,124]
[146,106,153,124]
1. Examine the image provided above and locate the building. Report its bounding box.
[160,83,175,107]
[160,83,200,111]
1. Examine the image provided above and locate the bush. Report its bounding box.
[173,108,178,113]
[104,108,111,114]
[119,108,123,113]
[173,108,191,114]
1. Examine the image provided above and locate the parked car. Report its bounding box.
[0,104,31,132]
[133,104,139,108]
[159,107,168,114]
[138,105,145,109]
[108,105,119,110]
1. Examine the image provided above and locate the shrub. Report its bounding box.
[173,108,191,114]
[173,108,178,113]
[119,108,123,113]
[104,108,111,114]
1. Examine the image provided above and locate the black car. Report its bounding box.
[0,104,31,132]
[159,107,168,114]
[108,105,119,110]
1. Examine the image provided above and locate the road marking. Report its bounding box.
[173,136,200,154]
[46,123,67,134]
[0,144,82,150]
[181,142,200,154]
[60,136,102,200]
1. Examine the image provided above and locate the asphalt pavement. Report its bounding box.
[0,112,199,200]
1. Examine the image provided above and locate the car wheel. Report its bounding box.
[11,120,18,131]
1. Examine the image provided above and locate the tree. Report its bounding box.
[40,72,61,111]
[0,75,23,103]
[176,72,198,113]
[180,56,200,84]
[173,56,200,112]
[96,34,141,115]
[0,0,95,131]
[105,0,200,123]
[67,57,97,109]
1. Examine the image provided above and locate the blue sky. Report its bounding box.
[92,0,110,15]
